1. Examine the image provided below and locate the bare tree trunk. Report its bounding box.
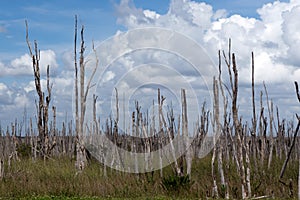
[50,106,57,156]
[211,77,219,198]
[181,89,192,177]
[264,82,274,169]
[26,21,53,160]
[214,76,227,198]
[74,15,80,167]
[74,16,99,171]
[76,22,87,171]
[231,54,247,199]
[211,140,218,198]
[158,89,181,176]
[280,82,300,179]
[11,123,20,162]
[251,52,258,168]
[245,140,251,198]
[259,91,266,166]
[158,89,163,177]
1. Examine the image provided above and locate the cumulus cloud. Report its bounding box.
[0,50,58,77]
[61,50,74,71]
[0,83,13,104]
[0,82,35,126]
[0,70,75,127]
[113,0,300,121]
[116,0,300,84]
[281,4,300,65]
[2,0,300,127]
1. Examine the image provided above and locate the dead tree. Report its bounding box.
[211,77,219,198]
[25,21,53,160]
[158,89,182,176]
[158,88,163,177]
[264,82,274,169]
[74,16,98,171]
[218,50,230,199]
[181,89,192,177]
[221,40,251,199]
[231,54,247,199]
[280,82,300,179]
[251,52,258,168]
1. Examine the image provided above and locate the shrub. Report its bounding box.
[162,174,191,192]
[16,143,32,158]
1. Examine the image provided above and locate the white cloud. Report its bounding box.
[2,0,300,127]
[112,0,300,123]
[116,0,300,84]
[143,10,160,20]
[103,71,116,83]
[14,93,30,108]
[0,50,58,77]
[168,0,213,29]
[9,54,32,75]
[61,50,74,70]
[282,5,300,65]
[0,82,35,126]
[0,83,13,104]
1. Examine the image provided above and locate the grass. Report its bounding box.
[0,155,298,199]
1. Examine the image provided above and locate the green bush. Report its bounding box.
[161,174,191,192]
[17,143,32,158]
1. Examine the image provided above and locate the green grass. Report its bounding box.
[0,155,298,199]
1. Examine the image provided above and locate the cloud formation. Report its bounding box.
[0,50,58,77]
[113,0,300,121]
[116,0,300,84]
[1,0,300,128]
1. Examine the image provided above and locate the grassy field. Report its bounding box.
[0,154,298,199]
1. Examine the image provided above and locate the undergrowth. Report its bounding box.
[0,155,298,199]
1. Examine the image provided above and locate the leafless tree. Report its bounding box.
[25,20,54,160]
[74,15,99,171]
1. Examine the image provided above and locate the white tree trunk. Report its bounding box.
[181,89,192,177]
[245,142,251,198]
[211,144,218,198]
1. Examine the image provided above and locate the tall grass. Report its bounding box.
[0,154,298,199]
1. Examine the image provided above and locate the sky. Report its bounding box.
[0,0,300,133]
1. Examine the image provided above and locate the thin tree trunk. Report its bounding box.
[245,140,251,198]
[264,82,274,169]
[259,91,266,165]
[26,21,52,159]
[158,89,163,177]
[251,52,258,168]
[280,119,300,179]
[232,54,247,199]
[211,141,218,198]
[181,89,192,177]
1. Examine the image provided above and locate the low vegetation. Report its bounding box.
[0,155,298,199]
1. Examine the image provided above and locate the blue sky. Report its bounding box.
[0,0,288,61]
[0,1,118,60]
[0,0,299,131]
